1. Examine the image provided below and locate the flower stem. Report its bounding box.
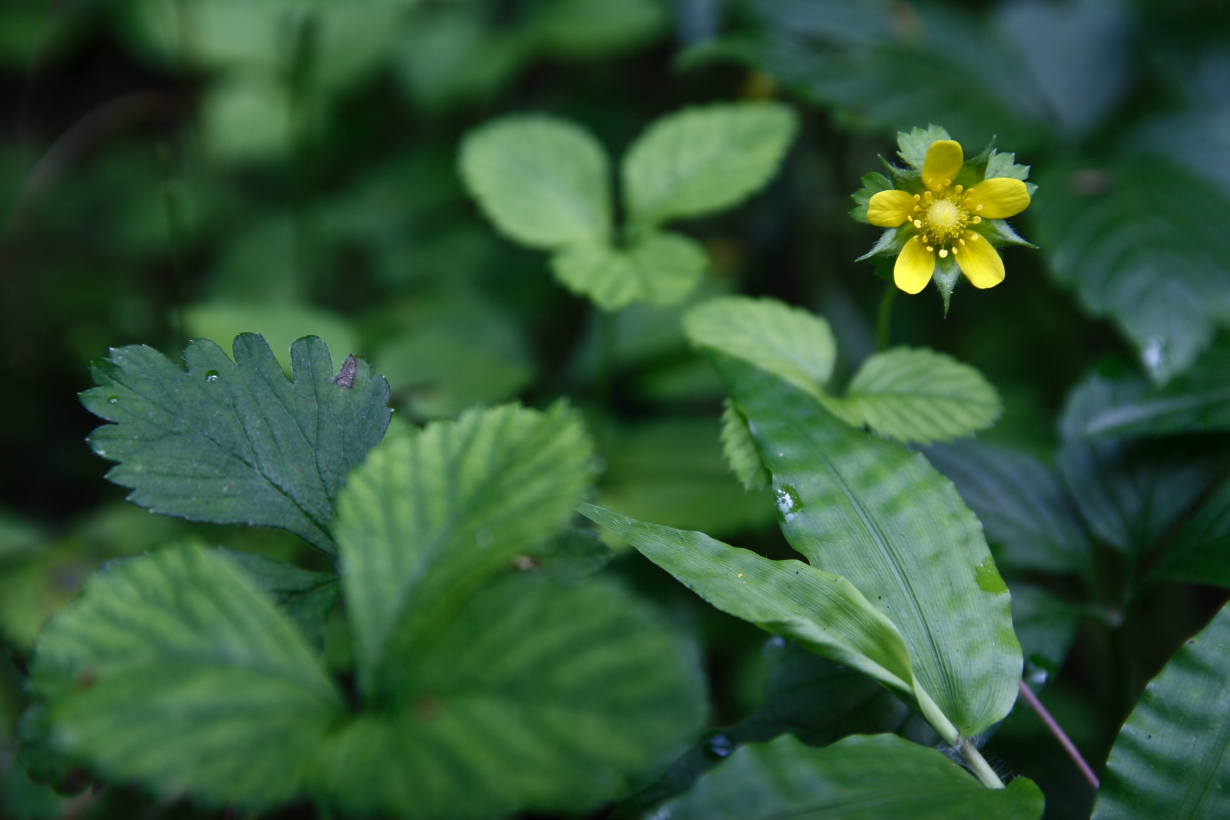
[960,738,1004,790]
[877,282,897,351]
[1018,679,1101,789]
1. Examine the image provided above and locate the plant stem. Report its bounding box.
[1018,679,1101,789]
[876,282,896,351]
[960,738,1004,790]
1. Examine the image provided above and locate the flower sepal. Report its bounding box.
[933,254,962,317]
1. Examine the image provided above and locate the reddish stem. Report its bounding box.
[1018,680,1100,790]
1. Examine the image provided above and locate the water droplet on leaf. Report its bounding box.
[702,733,734,760]
[205,370,219,382]
[774,484,803,522]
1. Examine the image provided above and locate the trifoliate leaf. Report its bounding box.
[622,102,797,228]
[217,549,338,643]
[721,400,770,491]
[333,405,592,701]
[313,571,705,820]
[825,347,1002,444]
[897,124,952,170]
[550,230,706,310]
[683,296,837,398]
[79,335,391,554]
[30,544,343,808]
[459,115,611,249]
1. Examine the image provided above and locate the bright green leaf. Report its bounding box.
[1093,603,1230,820]
[30,544,343,808]
[79,334,391,554]
[313,571,705,820]
[721,400,770,491]
[333,405,592,700]
[824,347,1001,444]
[655,734,1044,820]
[924,440,1091,579]
[715,355,1021,738]
[550,230,707,310]
[580,504,957,741]
[897,124,952,170]
[459,115,611,249]
[622,102,797,228]
[683,296,837,398]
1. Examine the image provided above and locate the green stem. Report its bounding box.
[876,282,897,351]
[960,739,1004,790]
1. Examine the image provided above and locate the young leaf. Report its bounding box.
[715,354,1021,739]
[924,440,1091,579]
[550,230,706,310]
[682,296,837,399]
[1093,603,1230,819]
[721,400,770,491]
[29,544,343,808]
[79,334,391,554]
[333,405,592,700]
[580,504,958,742]
[654,734,1044,820]
[824,347,1002,445]
[313,571,705,820]
[459,114,612,249]
[1081,336,1230,437]
[622,101,797,228]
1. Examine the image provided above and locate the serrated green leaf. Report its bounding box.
[1033,159,1230,382]
[715,354,1021,738]
[683,296,837,398]
[924,440,1091,579]
[550,230,706,310]
[897,124,952,170]
[655,734,1044,820]
[825,347,1002,444]
[459,115,611,249]
[578,505,952,735]
[1093,603,1230,820]
[30,544,343,808]
[217,550,338,643]
[985,149,1032,183]
[622,101,797,228]
[850,171,893,223]
[79,335,390,554]
[1082,337,1230,437]
[183,301,360,376]
[313,570,705,820]
[721,400,770,491]
[1059,375,1219,555]
[333,405,592,700]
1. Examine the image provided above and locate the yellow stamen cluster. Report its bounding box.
[907,185,984,258]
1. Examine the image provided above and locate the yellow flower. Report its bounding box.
[867,139,1031,294]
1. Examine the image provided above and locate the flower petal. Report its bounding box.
[965,178,1030,219]
[867,190,915,227]
[894,236,936,294]
[954,231,1005,289]
[922,140,963,194]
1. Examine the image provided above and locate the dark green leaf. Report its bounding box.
[924,440,1091,579]
[1093,603,1230,819]
[1150,475,1230,588]
[715,355,1021,739]
[29,544,343,808]
[79,334,392,554]
[333,405,592,700]
[655,734,1044,820]
[580,504,957,741]
[313,571,705,820]
[1010,583,1082,685]
[217,550,338,643]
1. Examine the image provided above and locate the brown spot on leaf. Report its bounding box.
[333,355,359,389]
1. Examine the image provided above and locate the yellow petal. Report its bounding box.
[894,237,935,294]
[867,190,915,227]
[954,231,1005,289]
[965,178,1030,219]
[922,140,963,194]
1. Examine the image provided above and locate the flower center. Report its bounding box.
[927,200,961,236]
[908,186,982,256]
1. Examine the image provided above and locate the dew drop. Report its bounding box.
[107,396,118,404]
[205,370,219,382]
[774,484,804,523]
[702,733,734,760]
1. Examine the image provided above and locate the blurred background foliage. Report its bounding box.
[2,0,1230,818]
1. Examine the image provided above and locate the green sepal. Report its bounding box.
[856,225,909,262]
[976,218,1037,249]
[897,124,952,170]
[932,254,961,316]
[849,172,892,224]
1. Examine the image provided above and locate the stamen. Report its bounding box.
[943,179,951,187]
[952,247,959,254]
[976,204,984,211]
[959,238,966,245]
[926,245,934,252]
[939,248,949,258]
[913,194,921,202]
[912,235,921,242]
[972,216,982,224]
[954,185,963,194]
[967,232,979,241]
[913,219,922,228]
[923,191,933,200]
